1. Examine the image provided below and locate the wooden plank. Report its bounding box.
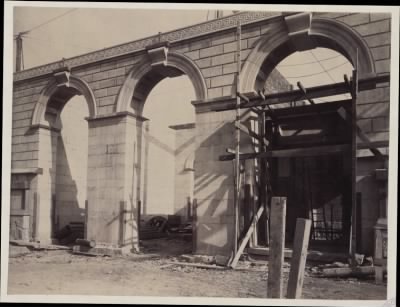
[212,74,390,112]
[229,206,264,268]
[267,197,287,298]
[219,144,350,161]
[229,205,264,268]
[287,218,312,299]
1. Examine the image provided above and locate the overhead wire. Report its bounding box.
[283,61,350,79]
[278,54,342,67]
[23,8,78,33]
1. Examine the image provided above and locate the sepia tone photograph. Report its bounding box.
[1,2,398,305]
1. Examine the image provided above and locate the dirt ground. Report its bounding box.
[7,237,386,300]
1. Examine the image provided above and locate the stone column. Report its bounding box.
[86,113,144,252]
[193,101,257,257]
[35,126,59,244]
[193,108,236,256]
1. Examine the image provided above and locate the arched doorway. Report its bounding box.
[31,72,96,243]
[116,47,206,250]
[239,14,376,253]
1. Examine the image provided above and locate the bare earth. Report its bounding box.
[7,238,386,300]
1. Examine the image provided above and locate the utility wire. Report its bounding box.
[283,61,350,79]
[22,8,78,33]
[309,50,350,99]
[309,50,338,83]
[278,54,341,67]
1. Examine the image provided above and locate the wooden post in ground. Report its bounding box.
[267,197,287,298]
[287,218,312,299]
[32,192,39,242]
[137,200,141,243]
[244,183,252,233]
[187,197,192,221]
[84,200,88,239]
[119,201,126,247]
[192,198,198,253]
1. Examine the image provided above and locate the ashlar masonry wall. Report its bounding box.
[10,11,392,256]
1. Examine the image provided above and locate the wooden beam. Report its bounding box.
[219,144,350,161]
[264,100,350,119]
[267,197,287,298]
[212,74,389,112]
[287,218,312,299]
[337,107,384,157]
[238,92,250,103]
[235,121,261,140]
[297,81,315,105]
[357,141,389,150]
[229,205,264,268]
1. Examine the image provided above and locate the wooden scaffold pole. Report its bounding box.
[233,20,242,256]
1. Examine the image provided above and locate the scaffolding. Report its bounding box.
[221,25,390,267]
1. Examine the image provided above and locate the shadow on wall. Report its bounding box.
[194,121,237,256]
[54,134,86,232]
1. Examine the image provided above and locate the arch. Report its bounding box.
[116,52,208,114]
[240,16,376,93]
[31,74,97,127]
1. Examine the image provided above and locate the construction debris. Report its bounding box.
[75,238,96,248]
[310,256,380,279]
[166,261,228,270]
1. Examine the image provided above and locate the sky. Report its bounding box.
[12,4,353,126]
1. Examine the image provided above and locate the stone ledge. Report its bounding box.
[169,123,196,130]
[11,167,43,175]
[85,111,149,122]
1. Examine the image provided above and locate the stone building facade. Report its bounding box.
[10,11,391,257]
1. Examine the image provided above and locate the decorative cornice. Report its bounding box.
[13,11,282,83]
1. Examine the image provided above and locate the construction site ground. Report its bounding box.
[7,237,386,299]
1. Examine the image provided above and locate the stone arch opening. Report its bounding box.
[140,76,196,221]
[32,74,97,128]
[115,49,204,247]
[240,15,376,93]
[32,73,96,242]
[116,51,207,114]
[238,14,377,252]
